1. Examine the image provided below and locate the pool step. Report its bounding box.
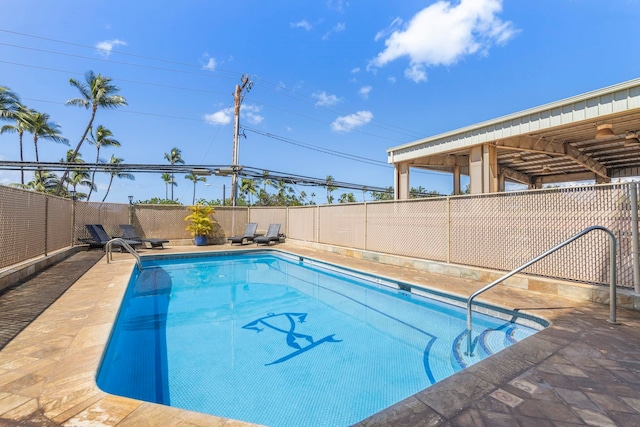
[451,326,518,369]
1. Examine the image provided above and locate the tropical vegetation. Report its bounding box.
[184,204,215,237]
[0,72,130,200]
[1,74,443,205]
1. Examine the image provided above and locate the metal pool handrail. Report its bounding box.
[105,238,143,271]
[466,225,618,356]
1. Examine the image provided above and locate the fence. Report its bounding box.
[1,182,638,289]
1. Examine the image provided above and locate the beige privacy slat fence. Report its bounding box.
[1,183,638,289]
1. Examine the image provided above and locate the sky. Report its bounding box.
[1,0,640,205]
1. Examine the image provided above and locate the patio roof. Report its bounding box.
[387,78,640,194]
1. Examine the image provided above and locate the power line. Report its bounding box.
[0,161,395,194]
[243,126,391,168]
[0,28,428,141]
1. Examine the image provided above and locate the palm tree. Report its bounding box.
[60,150,91,196]
[13,170,61,194]
[161,173,174,200]
[325,175,337,204]
[164,147,184,201]
[58,71,127,195]
[0,86,19,120]
[86,125,121,201]
[339,193,356,203]
[28,111,69,163]
[102,155,134,202]
[1,104,34,184]
[185,173,207,205]
[261,170,272,192]
[240,178,258,205]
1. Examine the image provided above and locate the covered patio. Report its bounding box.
[388,78,640,196]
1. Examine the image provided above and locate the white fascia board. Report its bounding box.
[387,78,640,164]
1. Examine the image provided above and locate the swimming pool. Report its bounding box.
[97,250,545,426]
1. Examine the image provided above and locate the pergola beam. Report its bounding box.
[500,166,532,185]
[496,136,608,179]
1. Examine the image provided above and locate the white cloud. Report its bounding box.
[404,64,427,83]
[370,0,517,83]
[351,67,361,74]
[374,17,403,42]
[205,104,263,126]
[331,111,373,132]
[201,53,217,70]
[95,39,126,57]
[204,108,233,125]
[387,76,397,84]
[242,104,264,125]
[359,86,372,99]
[323,22,346,40]
[291,20,313,31]
[327,0,348,13]
[313,91,342,107]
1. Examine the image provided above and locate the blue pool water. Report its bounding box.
[97,251,544,427]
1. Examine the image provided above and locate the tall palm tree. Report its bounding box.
[185,173,207,205]
[86,125,121,201]
[29,112,69,182]
[61,149,91,196]
[325,175,337,204]
[161,172,174,200]
[58,71,127,195]
[261,170,272,192]
[1,104,34,184]
[102,155,134,202]
[240,178,258,205]
[164,147,184,201]
[0,86,19,120]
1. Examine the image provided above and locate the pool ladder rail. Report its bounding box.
[465,225,618,356]
[105,238,143,271]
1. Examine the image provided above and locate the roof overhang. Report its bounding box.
[387,78,640,184]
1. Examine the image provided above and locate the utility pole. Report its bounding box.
[231,74,252,207]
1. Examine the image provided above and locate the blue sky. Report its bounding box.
[1,0,640,204]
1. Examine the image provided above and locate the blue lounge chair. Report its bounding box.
[255,224,282,245]
[83,224,142,252]
[228,223,259,245]
[119,224,169,249]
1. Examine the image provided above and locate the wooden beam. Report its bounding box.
[500,166,532,185]
[496,135,609,179]
[411,155,468,167]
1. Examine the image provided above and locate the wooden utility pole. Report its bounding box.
[231,74,252,207]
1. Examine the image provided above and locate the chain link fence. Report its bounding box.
[1,183,639,289]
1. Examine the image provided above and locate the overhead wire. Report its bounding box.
[0,28,445,193]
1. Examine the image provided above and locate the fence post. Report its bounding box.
[315,205,320,243]
[446,196,451,263]
[631,182,640,294]
[364,202,368,251]
[71,197,76,247]
[44,196,49,256]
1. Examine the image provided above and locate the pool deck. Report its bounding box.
[1,243,640,426]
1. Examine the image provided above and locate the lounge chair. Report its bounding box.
[228,223,259,245]
[254,224,282,245]
[119,224,169,249]
[83,224,142,252]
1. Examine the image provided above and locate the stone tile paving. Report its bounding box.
[1,245,640,426]
[0,251,104,351]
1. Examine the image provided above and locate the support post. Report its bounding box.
[631,182,640,294]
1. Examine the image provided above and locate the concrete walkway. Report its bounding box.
[0,245,639,426]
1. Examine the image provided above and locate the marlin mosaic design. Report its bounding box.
[242,312,342,365]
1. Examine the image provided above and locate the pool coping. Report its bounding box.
[1,244,639,426]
